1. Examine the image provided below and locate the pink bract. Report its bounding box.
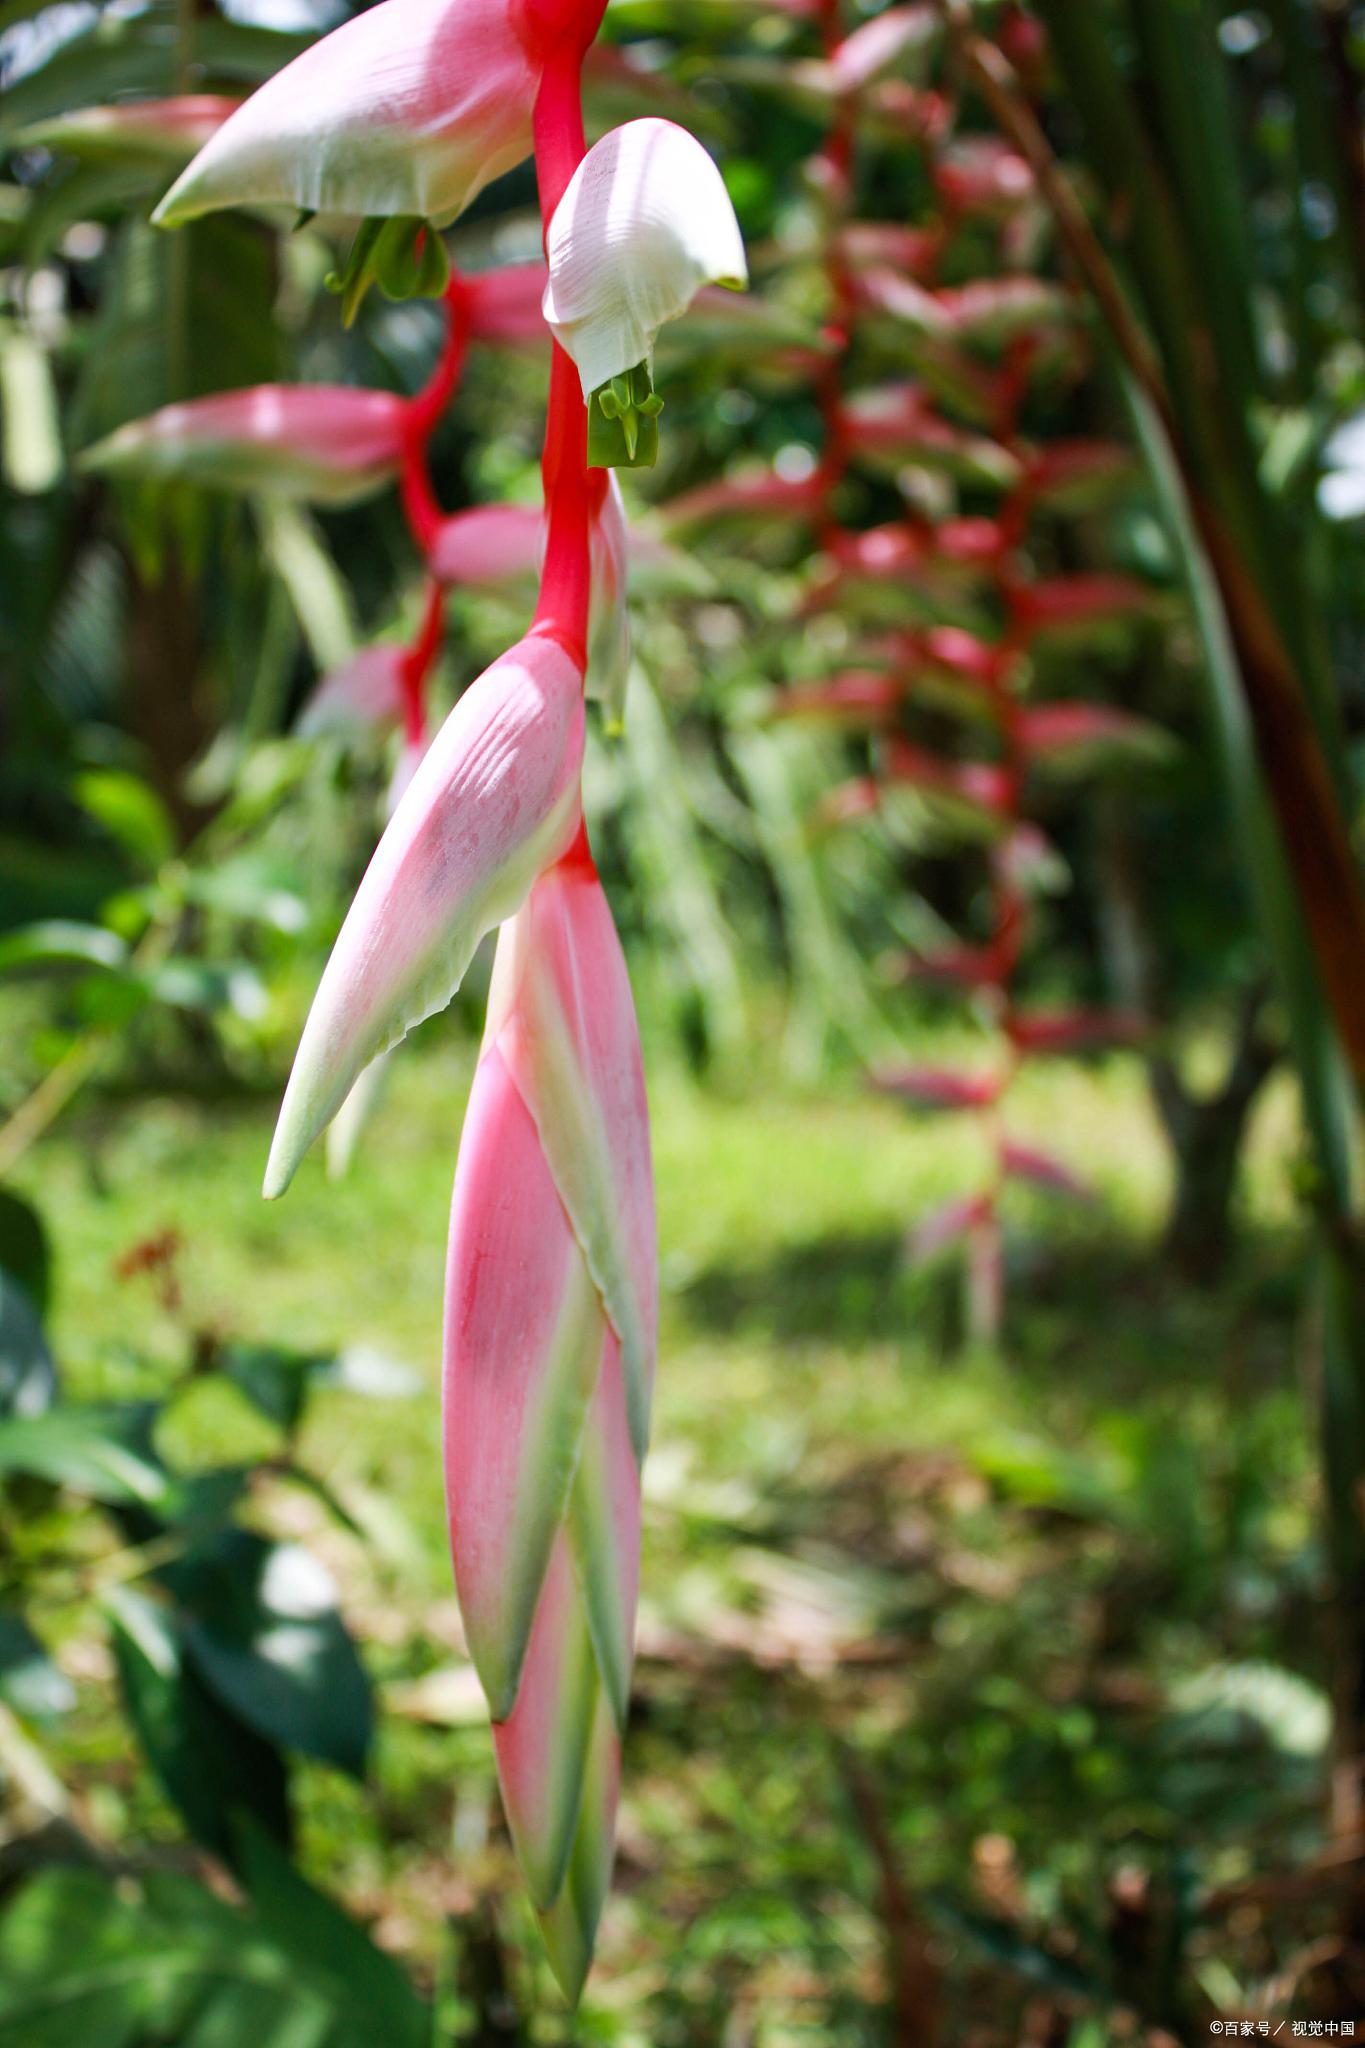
[81,386,411,504]
[265,631,586,1197]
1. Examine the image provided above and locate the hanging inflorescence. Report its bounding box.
[90,0,749,2000]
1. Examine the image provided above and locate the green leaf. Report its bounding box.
[0,1859,409,2048]
[928,1893,1109,2005]
[0,920,128,976]
[0,12,309,139]
[234,1819,429,2048]
[325,216,450,328]
[177,855,310,936]
[0,1612,74,1723]
[160,1532,372,1776]
[108,1587,291,1865]
[254,505,358,676]
[71,769,175,872]
[0,1403,165,1503]
[0,1270,56,1420]
[0,1187,52,1317]
[143,957,267,1019]
[0,330,61,494]
[220,1342,331,1433]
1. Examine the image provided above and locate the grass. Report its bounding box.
[8,1017,1335,2043]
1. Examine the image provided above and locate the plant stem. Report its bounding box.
[531,48,592,668]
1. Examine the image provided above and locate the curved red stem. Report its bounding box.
[530,47,593,668]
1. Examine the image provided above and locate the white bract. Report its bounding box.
[153,0,536,229]
[542,118,747,398]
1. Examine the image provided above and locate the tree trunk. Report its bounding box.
[124,545,209,844]
[1149,984,1280,1283]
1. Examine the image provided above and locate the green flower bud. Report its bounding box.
[326,215,451,327]
[587,361,663,471]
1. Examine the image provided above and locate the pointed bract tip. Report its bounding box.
[261,1140,294,1202]
[263,632,584,1189]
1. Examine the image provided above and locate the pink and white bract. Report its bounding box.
[154,0,541,228]
[264,630,586,1198]
[80,385,412,504]
[444,846,654,1996]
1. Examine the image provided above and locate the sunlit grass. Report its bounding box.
[13,1023,1321,2040]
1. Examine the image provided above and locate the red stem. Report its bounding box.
[531,47,593,668]
[399,578,445,745]
[400,280,473,555]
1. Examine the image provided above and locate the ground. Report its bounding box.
[11,1020,1330,2044]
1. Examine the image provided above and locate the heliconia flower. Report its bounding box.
[854,267,952,337]
[478,846,657,1459]
[80,386,410,504]
[828,5,939,96]
[829,523,931,578]
[862,79,954,144]
[881,739,1014,823]
[1014,574,1150,641]
[772,671,903,726]
[803,523,1000,620]
[917,623,1010,689]
[934,516,1009,567]
[660,467,823,532]
[933,138,1035,217]
[838,220,940,278]
[153,0,543,231]
[1024,439,1133,512]
[1009,1008,1145,1057]
[428,503,545,587]
[428,481,631,721]
[16,95,240,163]
[1001,1141,1092,1203]
[856,268,1069,350]
[870,1066,1005,1111]
[542,117,747,402]
[464,263,553,347]
[842,383,1019,488]
[296,645,410,738]
[1018,701,1167,770]
[587,474,631,726]
[900,928,1023,991]
[934,277,1071,348]
[264,631,586,1198]
[444,846,655,1997]
[906,1191,992,1267]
